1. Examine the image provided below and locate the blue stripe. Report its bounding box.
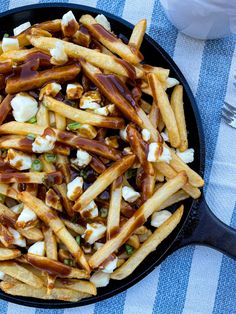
[94,291,126,314]
[96,0,126,16]
[152,247,194,314]
[212,202,236,314]
[149,0,178,57]
[0,300,8,314]
[39,0,68,3]
[195,36,236,189]
[0,0,10,13]
[36,309,64,314]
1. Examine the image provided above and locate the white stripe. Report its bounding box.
[122,0,155,31]
[182,43,236,314]
[69,0,98,7]
[123,267,160,314]
[64,304,95,314]
[8,0,39,10]
[7,303,35,314]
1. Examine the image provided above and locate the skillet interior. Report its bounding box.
[0,3,205,308]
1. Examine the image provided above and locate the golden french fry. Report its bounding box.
[149,101,160,129]
[139,64,170,82]
[18,192,90,272]
[148,73,180,148]
[26,254,89,279]
[0,95,14,125]
[89,172,187,268]
[111,205,184,280]
[0,183,18,200]
[0,248,21,260]
[171,85,188,152]
[0,223,14,247]
[43,226,58,260]
[0,261,44,287]
[55,278,97,295]
[0,171,62,184]
[129,19,147,50]
[0,48,39,62]
[62,219,85,235]
[107,176,122,240]
[28,36,143,79]
[43,95,125,129]
[73,155,135,211]
[37,103,50,127]
[159,190,189,210]
[55,113,66,131]
[0,203,17,225]
[126,234,140,249]
[18,227,44,242]
[56,155,71,184]
[140,99,151,114]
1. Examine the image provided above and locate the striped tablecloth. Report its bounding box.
[0,0,236,313]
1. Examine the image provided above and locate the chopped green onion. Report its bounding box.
[0,194,5,204]
[76,235,81,245]
[27,116,37,124]
[64,259,70,265]
[125,169,137,179]
[100,207,108,218]
[125,244,134,255]
[31,159,43,172]
[44,153,57,163]
[3,33,9,38]
[26,134,35,140]
[67,122,81,131]
[79,168,89,180]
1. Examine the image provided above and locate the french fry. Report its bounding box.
[0,95,14,125]
[0,261,44,287]
[0,248,21,260]
[80,15,143,64]
[154,162,201,199]
[0,183,18,200]
[28,36,143,78]
[126,234,140,249]
[141,172,155,201]
[0,223,14,247]
[0,48,39,62]
[56,155,71,184]
[43,95,125,129]
[0,60,13,74]
[129,19,147,50]
[107,176,122,240]
[18,192,90,272]
[159,190,189,210]
[37,103,50,127]
[0,203,17,226]
[55,113,66,131]
[140,99,151,114]
[111,205,184,280]
[73,155,135,211]
[0,280,90,302]
[149,101,160,129]
[26,254,89,279]
[55,278,97,295]
[6,64,81,94]
[148,73,180,148]
[62,219,85,235]
[18,227,44,242]
[90,155,106,174]
[0,122,122,161]
[0,171,62,184]
[89,172,187,268]
[171,85,188,151]
[43,226,58,260]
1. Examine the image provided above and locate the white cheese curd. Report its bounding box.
[28,241,45,256]
[122,186,140,203]
[176,148,194,164]
[16,206,37,224]
[123,147,133,155]
[166,77,179,88]
[147,143,172,163]
[120,126,128,141]
[102,256,118,273]
[0,271,5,280]
[8,227,26,247]
[80,99,101,110]
[90,271,110,288]
[32,135,56,153]
[66,83,83,99]
[39,82,61,100]
[161,129,169,142]
[67,177,83,201]
[95,14,111,31]
[82,223,106,244]
[151,210,172,227]
[13,21,31,36]
[2,37,19,52]
[10,93,38,122]
[80,201,98,219]
[62,10,77,26]
[10,203,23,214]
[50,41,68,65]
[94,242,104,250]
[94,106,109,116]
[141,129,151,142]
[74,149,92,167]
[7,149,32,170]
[107,104,116,114]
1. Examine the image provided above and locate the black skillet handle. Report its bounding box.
[178,195,236,259]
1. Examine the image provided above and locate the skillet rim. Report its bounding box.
[0,2,205,308]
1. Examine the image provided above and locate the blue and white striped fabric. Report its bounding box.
[0,0,236,313]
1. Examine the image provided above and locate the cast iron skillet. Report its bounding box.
[0,3,235,309]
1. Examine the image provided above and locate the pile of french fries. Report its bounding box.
[0,11,204,302]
